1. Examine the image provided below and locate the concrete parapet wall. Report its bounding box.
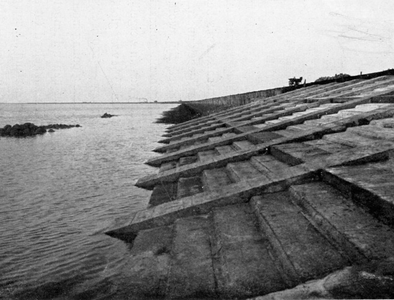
[186,86,290,115]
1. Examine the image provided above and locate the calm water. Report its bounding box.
[0,103,176,299]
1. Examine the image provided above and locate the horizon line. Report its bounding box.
[0,101,183,104]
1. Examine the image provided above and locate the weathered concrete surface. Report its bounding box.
[177,176,203,198]
[251,257,394,300]
[162,88,394,151]
[271,142,330,165]
[106,165,314,239]
[165,72,394,134]
[212,204,287,298]
[202,168,233,192]
[147,101,394,166]
[120,226,173,298]
[106,76,394,299]
[108,140,394,241]
[137,136,394,191]
[323,159,394,226]
[166,215,216,299]
[252,192,348,282]
[290,182,394,261]
[149,182,177,206]
[164,79,355,133]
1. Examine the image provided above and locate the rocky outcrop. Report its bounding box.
[43,124,81,130]
[101,113,116,118]
[0,123,81,138]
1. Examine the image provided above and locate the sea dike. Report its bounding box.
[106,72,394,299]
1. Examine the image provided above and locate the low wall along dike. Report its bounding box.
[185,86,287,115]
[106,70,394,299]
[157,86,288,124]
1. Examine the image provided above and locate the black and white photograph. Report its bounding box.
[1,1,394,299]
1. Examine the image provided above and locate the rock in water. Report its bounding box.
[101,113,116,118]
[0,123,81,138]
[34,127,46,135]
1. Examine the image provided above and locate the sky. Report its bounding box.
[0,0,393,103]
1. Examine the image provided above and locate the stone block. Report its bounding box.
[120,225,173,297]
[166,216,216,298]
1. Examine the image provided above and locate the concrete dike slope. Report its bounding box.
[105,75,394,299]
[157,69,394,125]
[156,86,288,124]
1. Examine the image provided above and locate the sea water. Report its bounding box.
[0,103,177,299]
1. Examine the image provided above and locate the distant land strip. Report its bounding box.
[0,101,181,104]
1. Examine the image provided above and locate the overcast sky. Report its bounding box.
[1,0,393,103]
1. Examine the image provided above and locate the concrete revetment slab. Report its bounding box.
[106,75,394,299]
